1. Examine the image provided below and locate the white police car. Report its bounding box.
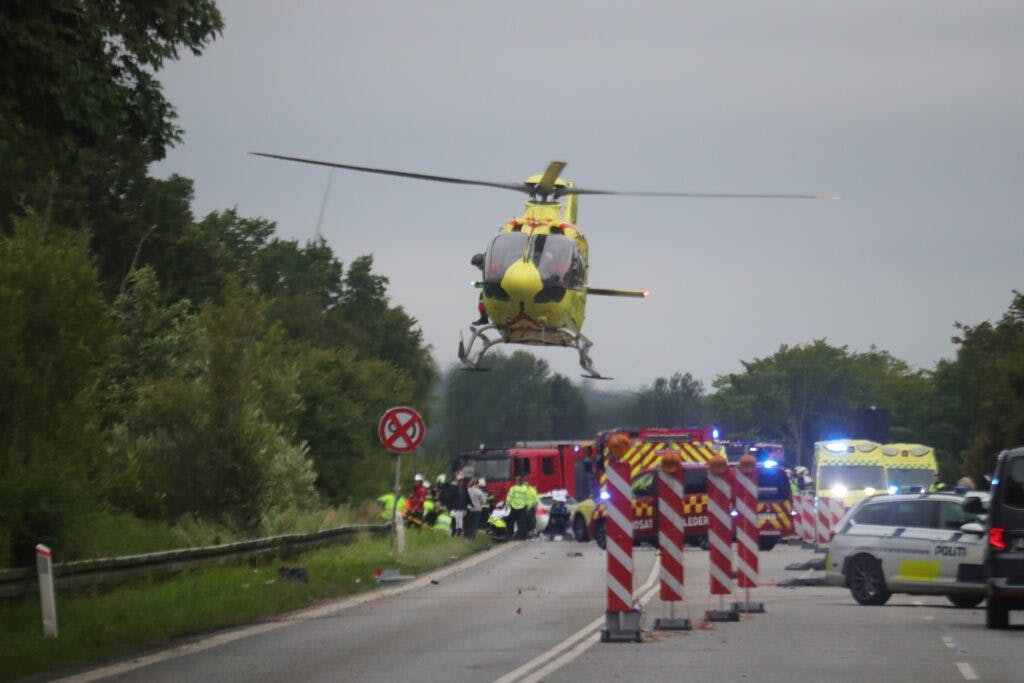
[826,492,988,607]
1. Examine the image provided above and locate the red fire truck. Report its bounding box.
[579,429,796,551]
[451,441,597,503]
[574,427,720,546]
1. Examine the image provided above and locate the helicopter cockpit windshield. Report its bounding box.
[483,232,528,283]
[531,234,583,288]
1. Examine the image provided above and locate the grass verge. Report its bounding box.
[0,531,490,681]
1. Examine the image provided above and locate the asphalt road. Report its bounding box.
[54,538,1023,682]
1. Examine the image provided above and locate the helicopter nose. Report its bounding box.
[500,260,543,305]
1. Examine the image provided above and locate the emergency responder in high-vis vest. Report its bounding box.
[377,492,396,521]
[930,472,948,492]
[506,476,531,540]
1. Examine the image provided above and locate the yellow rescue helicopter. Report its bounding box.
[253,154,830,378]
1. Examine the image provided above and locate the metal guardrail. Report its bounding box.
[0,523,390,600]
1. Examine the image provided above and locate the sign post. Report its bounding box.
[378,406,426,554]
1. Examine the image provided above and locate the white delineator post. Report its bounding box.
[36,544,58,637]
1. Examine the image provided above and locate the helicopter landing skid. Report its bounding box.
[458,325,610,380]
[576,333,611,380]
[458,324,504,372]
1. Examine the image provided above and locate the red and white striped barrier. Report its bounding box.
[816,496,831,550]
[655,462,691,630]
[792,492,805,540]
[800,493,815,545]
[733,460,764,612]
[601,435,642,642]
[828,496,845,539]
[705,458,738,621]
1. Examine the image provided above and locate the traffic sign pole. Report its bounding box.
[379,406,426,556]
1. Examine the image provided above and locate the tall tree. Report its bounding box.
[440,352,590,453]
[629,372,705,427]
[932,292,1024,482]
[0,217,109,563]
[0,0,223,293]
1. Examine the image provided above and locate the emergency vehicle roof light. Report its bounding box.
[763,459,778,468]
[712,428,720,439]
[599,490,611,501]
[825,441,847,453]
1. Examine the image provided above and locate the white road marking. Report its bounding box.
[56,542,516,683]
[493,558,662,683]
[943,636,956,649]
[923,615,935,621]
[520,633,602,683]
[957,662,979,680]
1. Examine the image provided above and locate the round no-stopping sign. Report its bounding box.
[378,406,425,453]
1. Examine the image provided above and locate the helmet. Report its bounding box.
[795,466,809,475]
[478,478,486,486]
[414,473,424,482]
[436,474,447,485]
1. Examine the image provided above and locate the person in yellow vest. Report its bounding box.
[377,493,407,523]
[506,475,532,540]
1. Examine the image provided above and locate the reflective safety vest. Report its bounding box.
[507,484,530,509]
[377,493,396,520]
[434,512,451,533]
[526,485,539,508]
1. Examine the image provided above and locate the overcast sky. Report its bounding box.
[153,0,1023,390]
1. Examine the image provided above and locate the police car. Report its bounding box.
[826,491,989,607]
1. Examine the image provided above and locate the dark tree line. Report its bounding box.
[0,2,437,565]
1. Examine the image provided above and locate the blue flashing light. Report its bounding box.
[763,459,778,469]
[730,509,739,517]
[825,441,847,453]
[599,490,611,501]
[992,478,1000,486]
[887,485,899,495]
[712,428,720,440]
[573,444,580,452]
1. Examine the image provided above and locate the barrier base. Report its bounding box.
[654,617,692,631]
[601,610,643,643]
[814,545,829,554]
[732,600,766,613]
[704,607,739,622]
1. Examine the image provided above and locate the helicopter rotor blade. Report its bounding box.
[253,153,839,201]
[533,161,567,197]
[251,152,530,194]
[564,188,839,200]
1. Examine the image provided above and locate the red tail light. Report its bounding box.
[990,527,1007,551]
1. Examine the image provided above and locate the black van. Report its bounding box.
[972,447,1024,628]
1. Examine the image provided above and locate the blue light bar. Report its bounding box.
[763,459,778,469]
[599,490,610,501]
